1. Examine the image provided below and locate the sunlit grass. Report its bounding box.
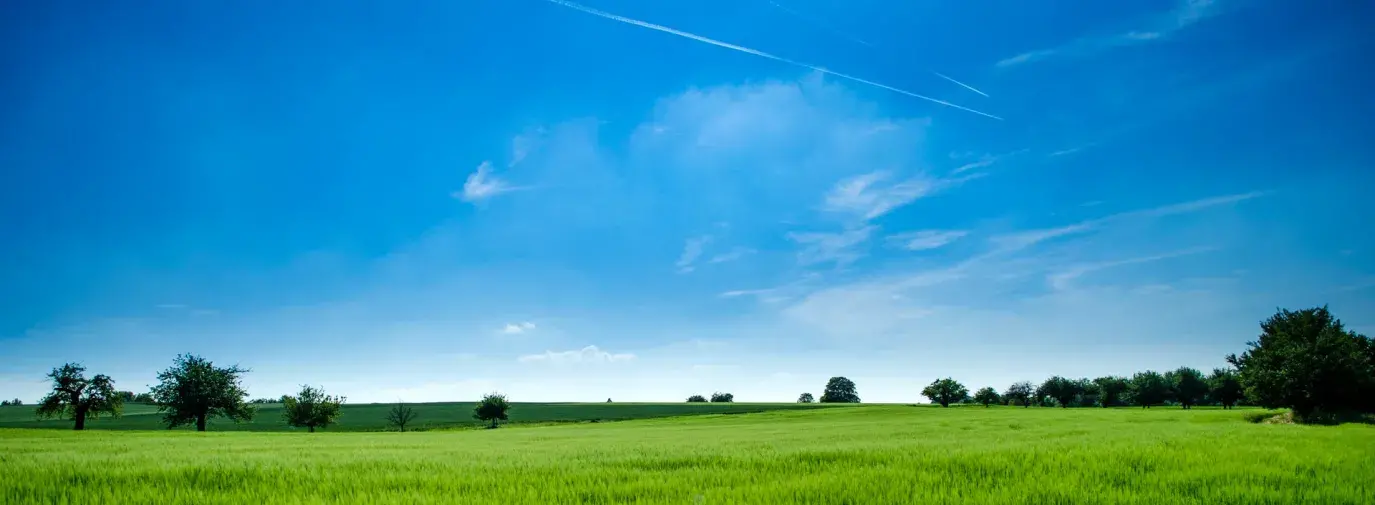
[2,406,1372,504]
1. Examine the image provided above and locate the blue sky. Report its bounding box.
[2,0,1372,403]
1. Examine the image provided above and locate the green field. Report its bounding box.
[3,405,1373,504]
[0,401,823,431]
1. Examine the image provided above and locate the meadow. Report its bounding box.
[0,401,823,431]
[3,405,1373,504]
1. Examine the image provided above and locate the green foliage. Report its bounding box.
[972,387,999,407]
[282,385,345,433]
[686,395,708,403]
[0,398,22,406]
[1004,381,1034,407]
[3,407,1372,504]
[34,363,123,430]
[921,378,969,407]
[385,403,417,432]
[1129,371,1171,408]
[1207,368,1244,409]
[1227,306,1375,418]
[1038,376,1083,408]
[150,354,255,431]
[1165,367,1208,409]
[473,392,511,429]
[1093,376,1129,407]
[819,376,860,403]
[797,393,814,403]
[709,392,734,403]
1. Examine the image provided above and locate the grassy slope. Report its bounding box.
[3,406,1373,504]
[0,401,826,431]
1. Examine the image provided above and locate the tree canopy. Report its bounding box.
[282,385,345,432]
[1207,368,1244,409]
[709,392,734,403]
[1166,367,1208,409]
[797,392,814,403]
[150,354,255,431]
[686,394,708,403]
[1227,306,1374,419]
[921,378,969,408]
[1093,376,1129,408]
[1004,381,1034,407]
[35,363,122,430]
[973,387,1000,407]
[1128,371,1171,408]
[820,376,860,403]
[473,392,511,428]
[1039,376,1082,408]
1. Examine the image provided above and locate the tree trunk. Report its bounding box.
[73,408,87,431]
[196,414,207,432]
[308,425,315,433]
[490,418,497,429]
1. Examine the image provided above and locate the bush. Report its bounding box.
[709,392,734,403]
[686,395,707,403]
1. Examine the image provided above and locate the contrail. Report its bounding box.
[543,0,1003,121]
[767,1,874,48]
[932,72,989,98]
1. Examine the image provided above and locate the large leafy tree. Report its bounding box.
[473,392,511,428]
[797,392,814,403]
[282,385,345,433]
[709,392,734,403]
[819,376,860,403]
[1039,376,1082,408]
[35,363,123,430]
[1093,376,1129,408]
[1227,306,1374,418]
[1165,367,1208,409]
[1128,371,1171,408]
[921,378,969,407]
[1004,381,1034,407]
[973,387,1000,407]
[150,354,255,431]
[1207,368,1244,409]
[686,394,708,403]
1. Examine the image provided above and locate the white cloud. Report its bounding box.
[788,226,875,266]
[501,321,538,334]
[996,0,1223,68]
[951,149,1027,174]
[709,247,756,264]
[675,235,713,273]
[454,161,519,203]
[887,230,969,251]
[823,171,939,221]
[990,191,1266,253]
[517,345,636,364]
[1046,247,1217,291]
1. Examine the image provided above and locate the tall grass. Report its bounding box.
[2,406,1372,504]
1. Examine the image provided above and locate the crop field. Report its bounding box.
[3,406,1373,504]
[0,401,823,431]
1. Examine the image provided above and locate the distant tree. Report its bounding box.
[1165,367,1208,409]
[1,398,21,406]
[116,391,135,403]
[973,387,1000,407]
[473,392,511,429]
[686,394,708,403]
[1004,381,1034,407]
[607,398,612,403]
[0,400,8,406]
[921,378,969,408]
[1093,376,1129,407]
[150,354,255,431]
[386,402,417,432]
[35,363,123,430]
[819,377,860,403]
[1206,368,1244,409]
[131,392,154,404]
[282,385,345,433]
[798,392,814,403]
[1227,306,1375,419]
[1038,376,1082,408]
[709,392,734,403]
[1128,371,1171,408]
[1072,378,1098,407]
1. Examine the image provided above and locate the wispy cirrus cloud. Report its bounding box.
[887,230,969,251]
[824,171,982,221]
[996,0,1223,68]
[502,321,537,334]
[517,345,635,364]
[1046,247,1217,290]
[788,226,875,267]
[991,191,1267,253]
[454,161,522,203]
[709,247,756,264]
[675,235,713,273]
[952,149,1028,174]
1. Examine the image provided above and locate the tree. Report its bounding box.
[282,385,345,433]
[150,354,255,431]
[1004,381,1034,407]
[1093,376,1129,407]
[921,378,969,408]
[116,391,135,403]
[1128,371,1171,408]
[710,392,734,403]
[1165,367,1208,409]
[1227,306,1375,419]
[686,394,708,403]
[798,392,814,403]
[973,387,1000,407]
[473,392,511,429]
[35,363,123,430]
[819,376,860,403]
[1038,376,1082,408]
[131,392,154,403]
[386,402,417,432]
[1206,368,1244,409]
[1,398,21,406]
